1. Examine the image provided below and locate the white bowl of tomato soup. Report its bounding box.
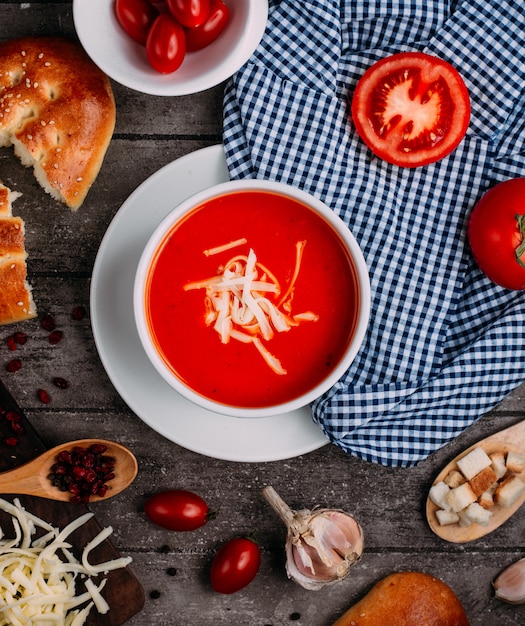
[134,180,370,418]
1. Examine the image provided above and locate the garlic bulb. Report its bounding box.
[493,558,525,604]
[262,486,364,591]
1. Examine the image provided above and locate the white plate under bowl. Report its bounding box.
[73,0,268,96]
[90,145,329,462]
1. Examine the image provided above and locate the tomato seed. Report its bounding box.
[37,389,51,404]
[6,359,22,373]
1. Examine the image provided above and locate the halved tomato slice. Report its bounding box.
[351,52,470,168]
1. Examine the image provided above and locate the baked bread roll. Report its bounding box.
[0,37,115,210]
[0,183,36,325]
[332,571,470,626]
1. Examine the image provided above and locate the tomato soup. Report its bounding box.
[144,190,360,408]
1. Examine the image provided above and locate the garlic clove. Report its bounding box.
[262,486,364,591]
[493,557,525,604]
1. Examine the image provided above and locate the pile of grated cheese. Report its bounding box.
[0,497,132,625]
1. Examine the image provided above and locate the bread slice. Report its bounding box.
[0,183,36,325]
[331,571,470,626]
[0,37,115,210]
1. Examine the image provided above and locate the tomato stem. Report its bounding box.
[515,214,525,269]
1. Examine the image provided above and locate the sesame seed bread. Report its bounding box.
[0,183,37,325]
[332,571,470,626]
[0,37,115,210]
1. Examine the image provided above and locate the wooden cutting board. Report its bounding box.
[0,377,145,625]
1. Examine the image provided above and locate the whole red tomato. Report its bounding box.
[468,178,525,290]
[210,537,261,594]
[146,14,186,73]
[184,0,229,52]
[167,0,210,28]
[115,0,159,46]
[144,489,212,531]
[351,52,470,168]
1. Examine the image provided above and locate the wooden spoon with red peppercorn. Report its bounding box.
[0,438,138,503]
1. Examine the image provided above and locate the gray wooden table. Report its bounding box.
[1,2,524,625]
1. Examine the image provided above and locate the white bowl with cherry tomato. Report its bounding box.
[73,0,268,96]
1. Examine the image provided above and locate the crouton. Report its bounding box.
[495,475,525,508]
[457,509,472,528]
[446,482,477,512]
[478,484,497,510]
[457,447,492,480]
[506,450,524,474]
[490,451,507,480]
[429,481,451,511]
[444,469,466,488]
[436,509,460,526]
[469,465,498,497]
[462,502,493,527]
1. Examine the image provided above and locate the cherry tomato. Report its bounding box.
[146,14,186,74]
[210,537,261,594]
[115,0,159,46]
[144,489,212,531]
[184,0,229,52]
[351,52,470,168]
[468,178,525,290]
[167,0,210,28]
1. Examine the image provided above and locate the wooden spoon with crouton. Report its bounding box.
[426,420,525,543]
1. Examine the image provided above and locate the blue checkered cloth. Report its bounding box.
[222,0,525,467]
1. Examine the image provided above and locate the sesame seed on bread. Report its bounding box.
[0,183,36,325]
[0,37,115,210]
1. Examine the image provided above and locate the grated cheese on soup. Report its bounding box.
[184,241,318,375]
